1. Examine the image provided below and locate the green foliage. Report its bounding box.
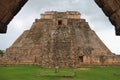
[0,50,4,57]
[0,65,120,80]
[112,53,116,55]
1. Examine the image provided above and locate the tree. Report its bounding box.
[112,53,116,55]
[0,50,4,57]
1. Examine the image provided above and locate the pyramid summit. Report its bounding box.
[3,11,120,67]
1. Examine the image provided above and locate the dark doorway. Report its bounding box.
[58,20,62,25]
[79,56,83,62]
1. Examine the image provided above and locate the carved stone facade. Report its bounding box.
[2,11,120,67]
[95,0,120,35]
[0,0,28,33]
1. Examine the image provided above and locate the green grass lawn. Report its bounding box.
[0,65,120,80]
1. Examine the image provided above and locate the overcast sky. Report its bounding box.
[0,0,120,54]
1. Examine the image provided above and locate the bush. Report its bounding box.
[0,50,4,57]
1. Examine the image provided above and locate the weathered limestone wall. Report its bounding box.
[83,55,120,66]
[41,11,81,20]
[0,0,28,33]
[95,0,120,35]
[83,56,101,65]
[5,47,42,65]
[41,14,53,19]
[103,55,120,65]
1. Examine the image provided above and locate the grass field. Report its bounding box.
[0,65,120,80]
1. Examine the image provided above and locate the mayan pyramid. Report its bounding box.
[5,11,113,67]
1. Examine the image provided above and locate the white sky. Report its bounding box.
[0,0,120,54]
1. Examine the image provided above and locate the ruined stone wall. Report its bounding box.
[103,55,120,66]
[5,47,42,65]
[95,0,120,35]
[82,55,120,66]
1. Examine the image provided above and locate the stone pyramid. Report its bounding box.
[5,11,113,67]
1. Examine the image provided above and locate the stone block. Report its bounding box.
[110,9,120,35]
